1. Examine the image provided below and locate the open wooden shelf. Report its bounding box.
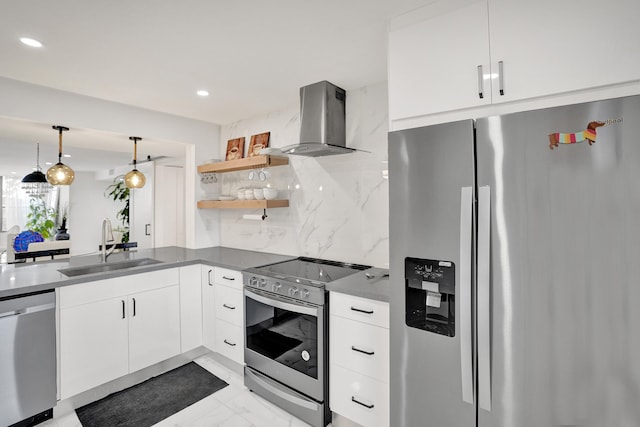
[197,155,289,174]
[197,199,289,209]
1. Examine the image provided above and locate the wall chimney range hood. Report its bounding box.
[281,81,357,157]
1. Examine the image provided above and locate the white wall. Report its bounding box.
[0,77,221,248]
[218,82,390,268]
[68,172,120,256]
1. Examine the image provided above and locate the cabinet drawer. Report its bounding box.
[214,284,243,326]
[330,315,389,382]
[214,319,244,364]
[330,363,389,427]
[214,267,243,290]
[60,268,179,308]
[330,292,389,328]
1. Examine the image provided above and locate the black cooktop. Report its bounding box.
[253,257,370,284]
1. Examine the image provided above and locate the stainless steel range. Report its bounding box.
[243,257,370,427]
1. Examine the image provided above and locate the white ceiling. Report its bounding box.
[0,0,429,175]
[0,117,186,178]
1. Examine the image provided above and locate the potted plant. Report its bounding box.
[25,196,56,240]
[105,176,130,243]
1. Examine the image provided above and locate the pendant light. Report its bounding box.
[46,125,75,185]
[21,143,52,196]
[124,136,146,188]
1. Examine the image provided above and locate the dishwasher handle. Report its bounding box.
[0,302,55,319]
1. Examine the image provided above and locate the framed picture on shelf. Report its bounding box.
[247,132,270,157]
[225,137,245,160]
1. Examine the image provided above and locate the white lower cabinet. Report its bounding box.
[212,267,244,365]
[214,283,243,326]
[201,266,216,350]
[330,364,390,427]
[213,318,244,363]
[128,285,181,372]
[59,269,181,399]
[179,265,203,352]
[330,292,389,427]
[59,297,129,398]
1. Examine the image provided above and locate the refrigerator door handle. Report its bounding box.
[478,185,492,411]
[460,186,474,405]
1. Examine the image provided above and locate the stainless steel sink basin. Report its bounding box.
[58,258,163,277]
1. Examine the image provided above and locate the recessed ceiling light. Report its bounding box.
[63,154,71,158]
[20,37,43,48]
[197,90,209,97]
[45,162,52,165]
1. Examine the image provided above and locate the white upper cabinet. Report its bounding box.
[388,0,640,123]
[388,0,491,121]
[488,0,640,103]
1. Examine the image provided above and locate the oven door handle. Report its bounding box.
[244,288,318,316]
[245,367,318,411]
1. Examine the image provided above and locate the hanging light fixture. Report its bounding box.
[21,143,53,196]
[46,125,75,185]
[124,136,146,188]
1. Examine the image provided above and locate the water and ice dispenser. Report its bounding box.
[405,257,455,337]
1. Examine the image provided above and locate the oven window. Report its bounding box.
[245,294,318,379]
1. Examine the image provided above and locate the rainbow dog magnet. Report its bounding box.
[548,121,606,150]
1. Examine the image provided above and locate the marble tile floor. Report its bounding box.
[40,354,314,427]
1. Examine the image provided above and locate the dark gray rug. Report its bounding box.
[76,362,228,427]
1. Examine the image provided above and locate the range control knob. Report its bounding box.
[290,286,299,296]
[259,278,267,288]
[301,289,310,298]
[272,283,282,292]
[249,277,258,286]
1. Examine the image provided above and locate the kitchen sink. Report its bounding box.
[58,258,163,277]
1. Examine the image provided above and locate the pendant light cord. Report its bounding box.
[133,139,137,167]
[130,136,141,168]
[58,128,63,163]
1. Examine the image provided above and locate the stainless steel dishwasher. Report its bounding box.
[1,290,56,427]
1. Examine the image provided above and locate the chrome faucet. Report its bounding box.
[101,218,116,262]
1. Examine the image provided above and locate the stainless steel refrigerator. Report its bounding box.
[389,95,640,427]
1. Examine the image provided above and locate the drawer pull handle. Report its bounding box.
[351,346,374,356]
[351,396,374,409]
[222,276,235,281]
[223,304,236,310]
[223,339,236,347]
[208,269,213,286]
[350,306,373,314]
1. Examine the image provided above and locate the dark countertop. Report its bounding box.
[326,267,390,303]
[0,246,390,302]
[0,246,295,300]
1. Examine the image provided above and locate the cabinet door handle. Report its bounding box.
[208,269,213,286]
[122,300,126,319]
[223,304,236,310]
[351,396,374,409]
[223,339,236,347]
[145,224,151,236]
[477,65,484,99]
[498,60,505,96]
[222,276,235,281]
[132,298,136,317]
[350,306,373,314]
[351,346,374,356]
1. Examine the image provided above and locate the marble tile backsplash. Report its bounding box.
[217,82,389,268]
